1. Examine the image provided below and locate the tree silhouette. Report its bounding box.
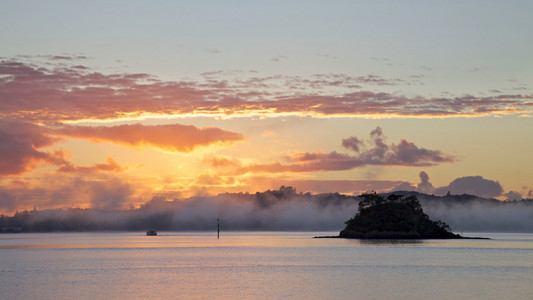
[340,193,460,239]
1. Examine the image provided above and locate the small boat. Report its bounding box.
[146,230,157,236]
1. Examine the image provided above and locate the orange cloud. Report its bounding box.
[54,123,245,152]
[1,119,241,179]
[57,157,125,174]
[195,173,236,186]
[262,130,276,137]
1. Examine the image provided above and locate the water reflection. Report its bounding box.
[1,232,533,299]
[359,239,424,246]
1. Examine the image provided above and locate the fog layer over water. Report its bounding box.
[2,187,533,232]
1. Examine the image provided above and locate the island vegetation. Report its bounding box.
[338,193,462,239]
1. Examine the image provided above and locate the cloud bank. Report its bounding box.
[0,119,243,178]
[402,171,506,199]
[1,59,532,124]
[56,123,245,152]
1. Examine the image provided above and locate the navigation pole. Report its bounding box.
[217,218,220,239]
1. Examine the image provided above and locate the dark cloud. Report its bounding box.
[395,140,442,163]
[0,120,65,176]
[284,127,454,170]
[287,179,409,195]
[416,172,504,199]
[209,127,454,174]
[341,136,363,152]
[391,181,416,192]
[417,171,435,194]
[440,176,503,198]
[503,190,522,201]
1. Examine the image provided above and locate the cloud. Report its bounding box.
[285,179,410,195]
[0,120,66,176]
[1,59,532,124]
[316,53,340,60]
[56,157,125,174]
[204,155,242,169]
[209,127,454,174]
[0,175,137,212]
[437,176,504,198]
[503,190,522,201]
[393,139,453,164]
[416,171,435,194]
[282,127,454,170]
[391,181,416,192]
[0,119,125,177]
[194,173,236,186]
[271,55,288,62]
[262,130,276,137]
[1,119,242,178]
[204,48,220,54]
[0,120,176,177]
[89,179,134,210]
[341,136,363,152]
[415,172,504,199]
[55,123,245,152]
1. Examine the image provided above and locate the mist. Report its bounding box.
[0,186,357,232]
[384,191,533,233]
[2,187,533,233]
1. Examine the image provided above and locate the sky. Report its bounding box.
[1,0,532,214]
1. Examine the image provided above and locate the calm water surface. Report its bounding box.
[1,232,532,299]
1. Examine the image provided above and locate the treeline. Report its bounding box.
[2,187,533,233]
[0,186,357,232]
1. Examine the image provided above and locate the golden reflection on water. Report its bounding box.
[1,232,533,299]
[0,232,333,250]
[1,232,532,250]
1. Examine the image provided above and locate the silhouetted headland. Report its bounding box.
[317,193,487,239]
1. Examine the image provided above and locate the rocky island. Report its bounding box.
[338,193,462,239]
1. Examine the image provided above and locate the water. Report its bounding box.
[1,232,532,299]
